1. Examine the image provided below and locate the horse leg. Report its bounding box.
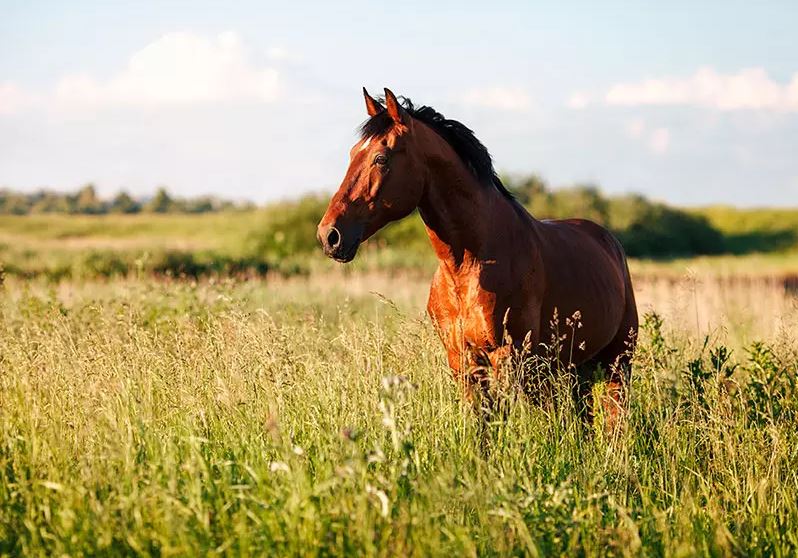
[573,363,597,422]
[443,345,492,427]
[590,314,638,433]
[455,364,495,454]
[454,345,515,453]
[464,345,511,417]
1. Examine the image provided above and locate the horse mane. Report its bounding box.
[359,97,518,202]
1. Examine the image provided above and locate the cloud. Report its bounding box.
[566,91,591,110]
[648,127,670,155]
[605,67,798,111]
[265,46,300,63]
[460,87,532,111]
[622,118,670,154]
[0,82,36,115]
[624,118,646,139]
[0,32,285,116]
[53,31,282,110]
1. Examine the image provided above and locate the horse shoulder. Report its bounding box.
[427,265,454,325]
[427,266,463,370]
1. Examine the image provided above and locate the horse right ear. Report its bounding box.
[363,87,383,117]
[384,88,406,125]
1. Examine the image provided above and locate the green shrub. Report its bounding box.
[609,195,726,258]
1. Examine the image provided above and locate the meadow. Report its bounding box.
[3,183,798,281]
[1,206,798,556]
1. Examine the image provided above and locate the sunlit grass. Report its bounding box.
[1,274,796,556]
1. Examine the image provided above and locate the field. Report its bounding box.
[2,211,798,556]
[3,195,798,281]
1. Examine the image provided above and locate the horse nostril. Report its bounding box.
[326,227,341,249]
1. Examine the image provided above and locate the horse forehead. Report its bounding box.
[348,142,373,169]
[352,134,390,154]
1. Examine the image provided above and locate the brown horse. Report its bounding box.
[318,88,638,423]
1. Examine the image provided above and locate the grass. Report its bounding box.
[696,206,798,253]
[1,272,797,556]
[0,205,796,555]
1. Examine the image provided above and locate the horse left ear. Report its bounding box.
[384,88,407,125]
[363,87,383,117]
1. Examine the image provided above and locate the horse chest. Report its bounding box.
[457,288,498,347]
[428,268,501,361]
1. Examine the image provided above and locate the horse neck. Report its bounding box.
[416,136,530,273]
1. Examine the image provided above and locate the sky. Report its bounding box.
[1,0,797,206]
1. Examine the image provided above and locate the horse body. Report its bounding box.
[419,144,636,389]
[534,218,636,366]
[318,88,638,420]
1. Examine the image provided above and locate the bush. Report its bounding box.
[609,195,725,258]
[245,196,327,261]
[508,177,728,258]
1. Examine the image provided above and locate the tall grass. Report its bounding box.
[1,275,796,556]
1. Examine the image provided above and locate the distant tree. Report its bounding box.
[110,191,141,214]
[0,185,249,215]
[31,191,72,213]
[144,187,174,213]
[75,184,105,214]
[508,173,549,205]
[183,196,215,213]
[236,200,257,211]
[0,192,31,214]
[551,184,610,225]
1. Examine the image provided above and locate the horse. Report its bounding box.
[317,88,638,425]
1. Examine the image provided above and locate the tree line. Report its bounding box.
[503,174,727,256]
[0,185,253,215]
[2,177,784,259]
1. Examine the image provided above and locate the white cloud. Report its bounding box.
[460,87,532,111]
[623,119,669,154]
[605,67,798,111]
[648,127,670,155]
[265,46,299,62]
[53,31,282,110]
[624,118,646,139]
[0,32,278,116]
[566,91,591,110]
[0,82,36,115]
[0,32,288,116]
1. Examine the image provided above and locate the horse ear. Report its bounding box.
[363,87,383,117]
[384,88,406,125]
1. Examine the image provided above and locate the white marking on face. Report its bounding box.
[358,137,371,152]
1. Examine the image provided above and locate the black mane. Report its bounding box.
[359,97,517,201]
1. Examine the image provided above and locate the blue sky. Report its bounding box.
[1,0,797,206]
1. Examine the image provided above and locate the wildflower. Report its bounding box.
[366,484,390,518]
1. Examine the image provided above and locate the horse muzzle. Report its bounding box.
[317,223,363,263]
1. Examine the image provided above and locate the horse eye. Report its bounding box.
[374,153,388,166]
